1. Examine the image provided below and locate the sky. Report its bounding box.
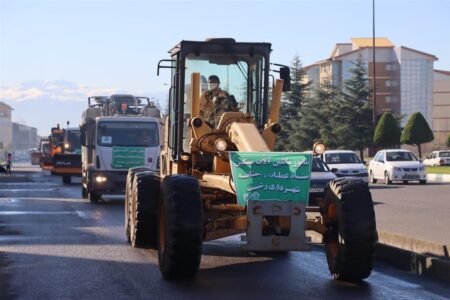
[1,0,449,136]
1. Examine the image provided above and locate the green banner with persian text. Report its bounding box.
[111,146,145,169]
[229,152,312,205]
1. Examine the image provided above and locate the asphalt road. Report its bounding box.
[370,182,450,245]
[1,171,450,299]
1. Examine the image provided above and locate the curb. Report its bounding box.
[427,173,450,183]
[307,230,450,284]
[376,243,450,284]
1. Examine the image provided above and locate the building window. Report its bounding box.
[385,96,392,103]
[385,64,392,71]
[385,80,391,87]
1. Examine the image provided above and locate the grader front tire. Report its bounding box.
[158,175,203,280]
[322,178,377,282]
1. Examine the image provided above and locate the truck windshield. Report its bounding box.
[67,131,81,152]
[97,121,159,147]
[325,152,362,164]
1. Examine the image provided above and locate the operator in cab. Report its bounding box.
[199,75,238,127]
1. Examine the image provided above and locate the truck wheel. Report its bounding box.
[81,186,88,199]
[130,171,159,248]
[158,175,203,279]
[322,178,377,282]
[89,192,101,203]
[62,176,71,184]
[125,167,152,243]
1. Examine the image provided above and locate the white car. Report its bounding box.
[323,150,368,183]
[368,149,427,185]
[423,150,450,166]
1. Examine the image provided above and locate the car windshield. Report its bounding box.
[439,151,450,158]
[325,152,361,164]
[97,121,159,147]
[312,157,330,172]
[386,151,418,161]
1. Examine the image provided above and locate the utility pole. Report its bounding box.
[372,0,376,122]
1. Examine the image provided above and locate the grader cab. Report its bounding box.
[125,38,377,281]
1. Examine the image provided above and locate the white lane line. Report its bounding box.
[0,211,78,215]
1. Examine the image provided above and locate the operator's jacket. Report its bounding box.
[200,89,238,126]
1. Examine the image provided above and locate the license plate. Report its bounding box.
[403,175,419,179]
[310,187,324,193]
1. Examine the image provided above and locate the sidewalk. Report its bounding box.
[427,173,450,183]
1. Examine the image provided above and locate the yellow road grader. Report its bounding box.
[124,38,377,281]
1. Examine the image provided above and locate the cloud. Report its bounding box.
[0,80,119,103]
[0,80,168,136]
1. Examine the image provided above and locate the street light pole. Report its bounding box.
[372,0,376,122]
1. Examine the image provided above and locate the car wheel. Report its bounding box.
[384,172,392,185]
[403,180,408,184]
[420,180,427,185]
[369,171,377,184]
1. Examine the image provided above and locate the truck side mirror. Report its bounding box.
[280,67,291,92]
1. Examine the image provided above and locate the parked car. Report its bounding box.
[323,150,368,183]
[368,149,427,184]
[308,156,337,206]
[423,150,450,166]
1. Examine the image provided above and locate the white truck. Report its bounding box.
[80,94,162,202]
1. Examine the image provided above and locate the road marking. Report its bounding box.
[0,211,78,215]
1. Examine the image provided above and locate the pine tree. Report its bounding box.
[276,55,310,151]
[400,112,434,159]
[288,79,338,150]
[329,55,373,161]
[373,112,401,148]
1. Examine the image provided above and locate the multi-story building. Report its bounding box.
[0,101,13,157]
[12,122,38,160]
[303,38,437,129]
[433,69,450,150]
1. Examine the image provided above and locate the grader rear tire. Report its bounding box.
[125,167,152,243]
[322,178,377,282]
[129,171,159,248]
[158,175,203,280]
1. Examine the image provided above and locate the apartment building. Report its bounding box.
[433,69,450,149]
[304,38,437,129]
[0,101,13,155]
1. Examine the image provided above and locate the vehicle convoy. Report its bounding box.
[323,150,369,183]
[125,38,377,281]
[369,149,427,184]
[80,94,162,202]
[52,126,82,184]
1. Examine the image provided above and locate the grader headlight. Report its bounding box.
[313,142,326,156]
[215,138,228,152]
